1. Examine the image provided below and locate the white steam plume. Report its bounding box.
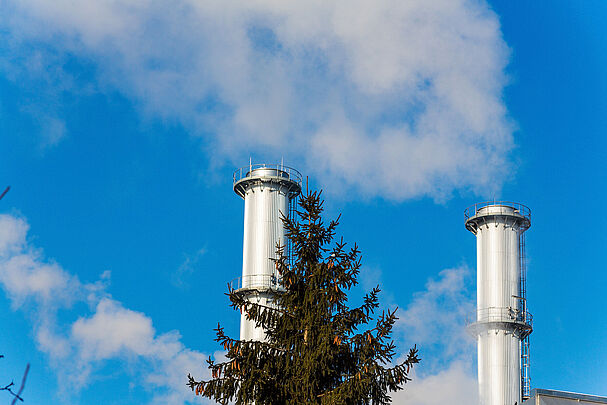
[1,0,513,200]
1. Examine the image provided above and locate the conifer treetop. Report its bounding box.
[188,190,420,404]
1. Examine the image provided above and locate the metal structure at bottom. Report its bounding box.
[465,202,533,405]
[233,163,302,341]
[525,389,607,404]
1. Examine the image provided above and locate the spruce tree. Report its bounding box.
[188,190,420,404]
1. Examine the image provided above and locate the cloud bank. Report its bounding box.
[0,213,478,404]
[0,214,209,404]
[1,0,513,200]
[393,267,478,404]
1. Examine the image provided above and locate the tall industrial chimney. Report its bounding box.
[232,163,302,341]
[465,202,533,405]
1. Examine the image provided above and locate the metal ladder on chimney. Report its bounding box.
[520,233,531,401]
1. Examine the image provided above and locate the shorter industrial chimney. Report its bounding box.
[465,202,533,405]
[232,163,302,341]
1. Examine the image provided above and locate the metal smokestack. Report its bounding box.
[232,163,302,341]
[465,202,533,405]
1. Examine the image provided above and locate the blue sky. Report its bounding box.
[0,1,606,404]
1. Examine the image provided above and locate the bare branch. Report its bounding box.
[0,186,10,201]
[11,363,30,405]
[0,362,29,403]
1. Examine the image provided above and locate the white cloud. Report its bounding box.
[0,216,78,307]
[359,266,383,292]
[174,248,206,288]
[0,214,209,404]
[393,267,478,404]
[72,298,157,361]
[397,267,475,366]
[0,217,480,404]
[0,215,28,254]
[0,255,74,305]
[1,0,513,200]
[394,362,478,405]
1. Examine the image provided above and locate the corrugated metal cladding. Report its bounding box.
[234,165,301,342]
[476,214,523,405]
[240,183,291,341]
[466,204,531,405]
[242,183,290,282]
[526,389,607,405]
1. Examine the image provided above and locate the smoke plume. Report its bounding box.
[1,0,513,200]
